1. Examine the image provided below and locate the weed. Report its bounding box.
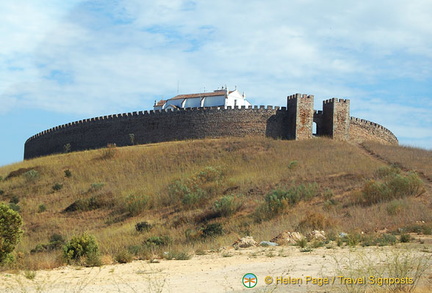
[400,234,411,243]
[135,221,153,232]
[212,195,242,217]
[144,236,172,247]
[64,169,72,178]
[297,211,334,232]
[23,169,40,182]
[37,204,46,213]
[386,199,407,215]
[22,270,37,280]
[296,238,308,248]
[8,202,20,212]
[115,249,133,263]
[288,160,298,169]
[202,223,223,238]
[89,182,105,192]
[10,195,20,204]
[360,171,424,205]
[63,143,71,153]
[100,143,117,159]
[164,250,192,260]
[52,183,63,191]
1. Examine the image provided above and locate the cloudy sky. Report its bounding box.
[1,0,431,166]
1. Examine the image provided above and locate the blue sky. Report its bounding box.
[1,0,431,167]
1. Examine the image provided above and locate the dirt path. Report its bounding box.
[1,244,431,293]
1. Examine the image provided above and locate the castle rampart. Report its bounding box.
[24,94,398,160]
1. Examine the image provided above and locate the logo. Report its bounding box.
[242,273,258,288]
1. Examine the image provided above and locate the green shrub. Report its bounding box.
[386,200,406,216]
[376,234,397,246]
[0,203,23,263]
[374,165,401,178]
[144,236,172,247]
[164,251,192,260]
[63,233,101,266]
[400,234,411,243]
[288,160,298,170]
[361,172,424,205]
[37,204,47,213]
[213,195,242,217]
[0,189,4,196]
[52,183,63,191]
[263,183,320,218]
[8,203,20,212]
[9,196,19,205]
[89,183,105,192]
[202,223,223,238]
[23,169,39,182]
[135,221,153,232]
[31,234,65,254]
[196,166,223,183]
[64,169,72,178]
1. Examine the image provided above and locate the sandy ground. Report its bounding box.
[1,243,432,293]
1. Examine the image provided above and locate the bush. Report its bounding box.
[202,223,223,238]
[52,183,63,191]
[144,236,172,247]
[0,189,4,196]
[135,221,153,232]
[9,196,20,205]
[123,194,149,216]
[260,184,320,219]
[63,233,101,266]
[361,171,424,205]
[64,196,103,212]
[38,204,47,213]
[386,200,406,216]
[0,203,23,263]
[89,183,105,192]
[8,203,20,212]
[31,233,66,253]
[212,195,242,217]
[64,169,72,178]
[23,169,39,182]
[400,234,411,243]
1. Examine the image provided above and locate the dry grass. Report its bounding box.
[0,137,431,270]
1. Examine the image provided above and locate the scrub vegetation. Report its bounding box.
[0,137,430,271]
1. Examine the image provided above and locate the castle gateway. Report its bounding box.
[24,92,398,159]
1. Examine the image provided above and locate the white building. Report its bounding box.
[154,87,252,110]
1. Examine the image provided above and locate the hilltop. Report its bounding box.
[0,137,431,271]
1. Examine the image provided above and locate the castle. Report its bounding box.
[24,92,398,159]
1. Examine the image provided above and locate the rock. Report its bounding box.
[271,231,305,245]
[259,241,278,247]
[307,230,326,241]
[232,236,257,249]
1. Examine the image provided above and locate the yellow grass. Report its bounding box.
[0,137,430,270]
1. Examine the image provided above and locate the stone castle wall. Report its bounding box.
[24,106,290,159]
[24,94,399,160]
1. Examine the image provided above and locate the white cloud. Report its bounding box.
[0,0,431,148]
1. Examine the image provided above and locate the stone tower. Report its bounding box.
[322,98,350,140]
[287,93,314,140]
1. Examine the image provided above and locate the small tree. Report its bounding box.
[0,203,23,263]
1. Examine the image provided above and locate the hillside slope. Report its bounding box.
[0,137,431,270]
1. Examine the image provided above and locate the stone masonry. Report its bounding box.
[24,93,398,159]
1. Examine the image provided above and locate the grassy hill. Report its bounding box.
[0,137,431,270]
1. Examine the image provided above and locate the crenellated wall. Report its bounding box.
[349,117,398,145]
[24,106,290,159]
[24,94,399,160]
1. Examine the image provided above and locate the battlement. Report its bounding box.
[24,93,398,160]
[287,93,314,100]
[323,98,350,104]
